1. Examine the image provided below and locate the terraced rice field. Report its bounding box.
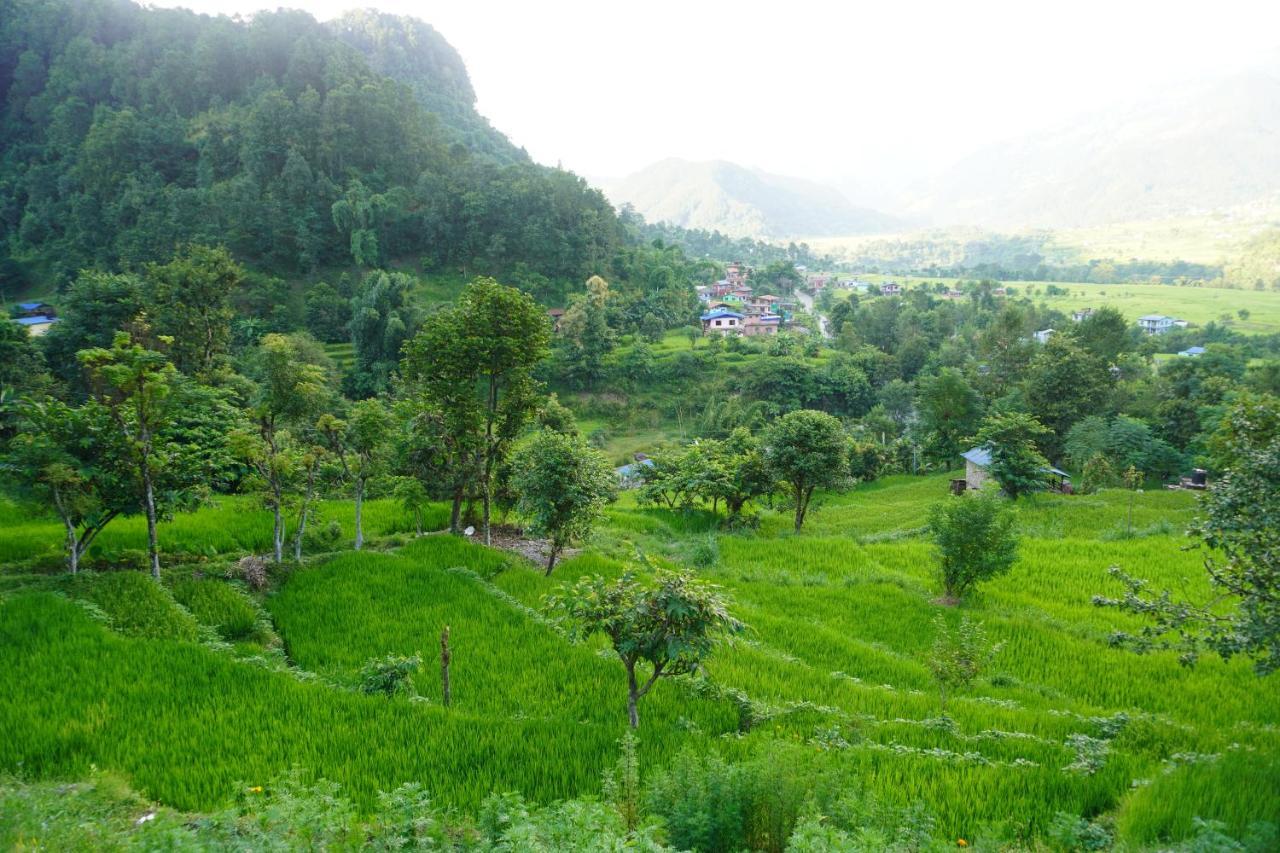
[0,475,1276,846]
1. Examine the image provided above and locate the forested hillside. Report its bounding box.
[0,0,619,287]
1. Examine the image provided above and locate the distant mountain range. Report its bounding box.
[601,159,899,240]
[899,68,1280,228]
[609,67,1280,238]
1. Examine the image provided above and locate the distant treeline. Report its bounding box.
[620,206,833,269]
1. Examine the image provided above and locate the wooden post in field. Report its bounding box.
[440,625,452,707]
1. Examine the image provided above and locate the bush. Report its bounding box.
[928,490,1019,600]
[171,578,259,642]
[234,555,268,591]
[67,572,199,641]
[358,653,422,697]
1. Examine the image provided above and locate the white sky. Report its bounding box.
[146,0,1280,184]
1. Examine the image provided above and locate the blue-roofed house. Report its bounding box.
[701,308,744,335]
[13,314,58,336]
[1178,346,1206,357]
[15,301,55,318]
[615,455,655,488]
[962,446,1071,492]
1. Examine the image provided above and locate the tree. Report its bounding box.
[146,244,243,376]
[704,428,776,521]
[1024,336,1113,459]
[3,398,133,573]
[764,409,848,532]
[916,368,982,464]
[548,570,742,728]
[926,615,1003,710]
[1072,305,1132,364]
[971,412,1052,500]
[927,490,1019,600]
[320,399,391,551]
[1097,395,1280,674]
[79,329,184,579]
[402,278,551,545]
[510,429,617,574]
[236,333,331,563]
[557,275,615,389]
[348,270,419,398]
[0,319,50,396]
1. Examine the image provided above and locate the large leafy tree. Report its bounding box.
[510,429,617,574]
[347,270,419,398]
[146,244,243,376]
[548,570,742,728]
[928,490,1020,600]
[1024,335,1113,459]
[917,368,983,465]
[764,409,848,532]
[1072,306,1132,364]
[235,333,332,563]
[2,398,133,573]
[557,275,616,389]
[39,272,145,391]
[971,412,1053,501]
[79,329,186,579]
[402,277,550,545]
[703,428,776,521]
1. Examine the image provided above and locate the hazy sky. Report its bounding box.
[147,0,1280,183]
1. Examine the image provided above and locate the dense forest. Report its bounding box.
[0,0,631,290]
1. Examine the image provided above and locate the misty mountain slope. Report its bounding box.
[906,69,1280,228]
[327,10,527,164]
[606,159,898,239]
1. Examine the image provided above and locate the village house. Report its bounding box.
[1071,308,1095,323]
[1178,346,1207,357]
[961,447,1071,493]
[1033,329,1055,344]
[1137,314,1180,335]
[546,307,566,333]
[615,454,655,488]
[724,261,748,287]
[742,314,781,336]
[11,302,59,336]
[701,308,744,334]
[880,282,902,296]
[942,289,965,300]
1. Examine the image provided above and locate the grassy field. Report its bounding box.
[855,274,1280,335]
[1,473,1276,847]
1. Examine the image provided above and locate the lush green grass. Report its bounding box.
[0,495,446,568]
[854,274,1280,335]
[1,476,1277,846]
[171,577,260,642]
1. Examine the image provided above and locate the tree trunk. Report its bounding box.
[793,495,805,532]
[272,499,284,564]
[65,521,79,575]
[450,489,463,534]
[440,625,452,707]
[142,463,160,580]
[354,479,365,551]
[482,478,491,546]
[545,543,561,577]
[626,663,640,729]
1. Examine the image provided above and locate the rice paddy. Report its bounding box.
[1,474,1277,847]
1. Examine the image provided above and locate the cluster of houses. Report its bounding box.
[697,262,792,337]
[8,301,58,336]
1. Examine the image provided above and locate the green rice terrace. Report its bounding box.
[2,476,1276,849]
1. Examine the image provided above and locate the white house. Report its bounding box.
[1033,329,1055,344]
[700,308,744,334]
[1138,314,1178,335]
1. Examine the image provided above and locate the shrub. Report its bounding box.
[927,490,1019,600]
[358,653,422,697]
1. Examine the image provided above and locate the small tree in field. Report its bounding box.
[3,398,132,573]
[765,409,848,532]
[80,330,184,580]
[510,429,617,574]
[971,412,1052,500]
[926,615,1003,711]
[928,490,1019,601]
[548,570,743,728]
[321,398,391,551]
